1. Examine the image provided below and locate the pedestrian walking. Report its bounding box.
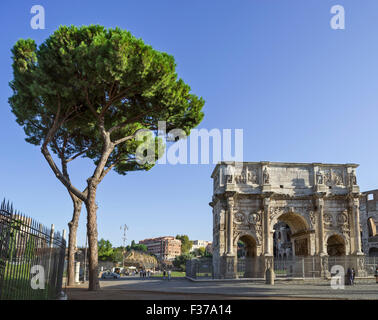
[346,267,352,285]
[351,268,355,285]
[375,266,378,284]
[163,270,166,280]
[168,270,171,281]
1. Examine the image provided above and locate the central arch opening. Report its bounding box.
[276,212,310,257]
[273,222,292,259]
[272,212,313,278]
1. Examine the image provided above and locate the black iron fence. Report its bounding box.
[0,200,66,300]
[273,256,322,278]
[186,257,213,279]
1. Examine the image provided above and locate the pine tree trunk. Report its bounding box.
[67,197,82,286]
[86,178,100,291]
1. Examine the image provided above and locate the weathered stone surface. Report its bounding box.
[360,190,378,256]
[210,161,365,279]
[123,250,159,269]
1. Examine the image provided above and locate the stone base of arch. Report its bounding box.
[351,253,367,277]
[244,257,265,278]
[320,254,331,279]
[220,255,237,279]
[219,254,268,279]
[319,253,367,279]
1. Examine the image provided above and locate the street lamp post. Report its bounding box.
[120,224,128,270]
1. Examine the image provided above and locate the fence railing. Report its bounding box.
[186,257,213,279]
[187,255,378,280]
[273,256,322,278]
[0,200,66,300]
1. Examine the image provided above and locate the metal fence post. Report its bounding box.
[56,230,66,294]
[47,224,54,280]
[49,224,55,249]
[47,224,55,298]
[302,257,305,279]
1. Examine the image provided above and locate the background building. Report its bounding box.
[360,190,378,256]
[190,240,211,252]
[205,242,213,254]
[273,222,293,258]
[139,236,181,261]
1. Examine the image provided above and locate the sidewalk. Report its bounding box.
[66,282,321,300]
[64,277,378,300]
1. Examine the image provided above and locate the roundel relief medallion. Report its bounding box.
[234,212,245,223]
[337,211,348,225]
[248,212,261,224]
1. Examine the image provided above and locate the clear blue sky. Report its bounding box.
[1,1,378,247]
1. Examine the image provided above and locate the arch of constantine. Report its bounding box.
[210,161,367,279]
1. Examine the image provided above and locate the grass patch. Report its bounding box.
[151,271,185,278]
[1,261,52,300]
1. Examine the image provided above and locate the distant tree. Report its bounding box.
[98,239,114,261]
[126,240,147,252]
[172,252,194,271]
[133,244,148,252]
[195,247,206,257]
[237,241,246,258]
[193,246,212,257]
[112,247,124,263]
[176,235,193,254]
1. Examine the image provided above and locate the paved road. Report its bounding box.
[67,276,378,300]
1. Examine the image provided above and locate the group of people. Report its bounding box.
[137,269,172,280]
[346,266,378,285]
[162,270,172,280]
[346,268,356,285]
[139,270,151,278]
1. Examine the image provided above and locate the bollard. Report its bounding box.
[266,268,275,285]
[75,262,80,283]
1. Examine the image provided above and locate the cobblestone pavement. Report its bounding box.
[66,276,378,300]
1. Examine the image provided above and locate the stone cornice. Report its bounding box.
[212,161,359,173]
[215,190,353,202]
